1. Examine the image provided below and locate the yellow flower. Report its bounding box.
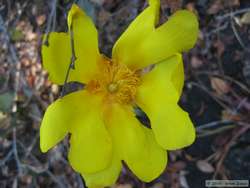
[40,0,198,187]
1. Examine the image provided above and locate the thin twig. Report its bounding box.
[237,121,250,128]
[0,70,11,93]
[12,1,29,26]
[216,7,250,21]
[233,97,248,114]
[0,150,13,166]
[12,128,22,176]
[0,14,20,112]
[17,140,67,188]
[213,126,250,178]
[187,82,231,110]
[196,120,233,132]
[205,22,229,37]
[230,16,247,50]
[43,0,57,46]
[60,25,77,97]
[196,71,250,94]
[69,26,77,70]
[52,3,57,32]
[196,119,250,137]
[25,132,39,158]
[197,125,235,137]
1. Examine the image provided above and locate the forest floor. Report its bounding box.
[0,0,250,187]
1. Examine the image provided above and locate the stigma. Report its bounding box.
[86,56,140,104]
[107,82,119,93]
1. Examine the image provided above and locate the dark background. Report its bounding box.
[0,0,250,187]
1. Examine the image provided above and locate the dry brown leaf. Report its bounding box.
[196,160,214,173]
[26,30,37,41]
[51,84,59,94]
[240,12,250,25]
[36,15,46,26]
[214,40,225,57]
[211,77,230,95]
[186,3,195,11]
[151,182,164,188]
[20,175,32,185]
[226,0,240,7]
[208,1,223,14]
[171,161,187,171]
[115,184,132,188]
[191,56,203,68]
[0,112,7,121]
[222,110,243,121]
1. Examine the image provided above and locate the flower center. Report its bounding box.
[107,82,118,93]
[86,56,140,104]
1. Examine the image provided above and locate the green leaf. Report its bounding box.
[0,91,14,112]
[10,28,24,41]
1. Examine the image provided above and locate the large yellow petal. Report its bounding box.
[112,8,198,69]
[68,92,112,174]
[42,4,100,84]
[42,32,71,84]
[138,54,184,100]
[151,103,195,150]
[40,90,86,153]
[136,55,196,150]
[82,151,122,187]
[105,104,167,182]
[112,0,160,70]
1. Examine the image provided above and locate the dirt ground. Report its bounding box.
[0,0,250,187]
